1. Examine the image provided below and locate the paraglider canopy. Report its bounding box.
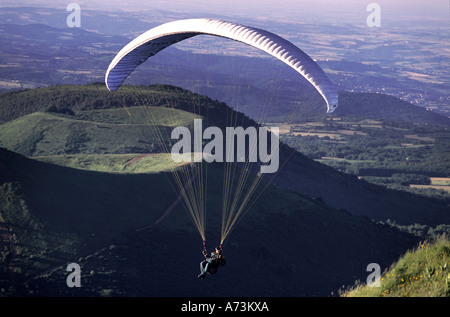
[105,18,338,113]
[105,18,340,248]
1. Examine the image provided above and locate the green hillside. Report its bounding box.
[0,148,184,294]
[334,92,450,127]
[342,234,450,297]
[0,84,448,231]
[0,84,448,297]
[0,108,199,156]
[35,153,177,173]
[0,84,238,126]
[0,148,418,296]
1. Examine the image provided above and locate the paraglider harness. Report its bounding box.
[198,241,226,279]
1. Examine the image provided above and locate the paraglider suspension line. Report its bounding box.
[202,240,224,256]
[203,240,207,256]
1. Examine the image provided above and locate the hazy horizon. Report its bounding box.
[1,0,449,26]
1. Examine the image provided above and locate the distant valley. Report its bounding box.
[0,6,449,117]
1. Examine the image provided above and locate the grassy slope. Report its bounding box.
[0,107,200,156]
[0,84,448,229]
[0,148,188,294]
[0,84,447,296]
[35,153,177,173]
[343,234,450,297]
[0,148,419,296]
[0,84,232,125]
